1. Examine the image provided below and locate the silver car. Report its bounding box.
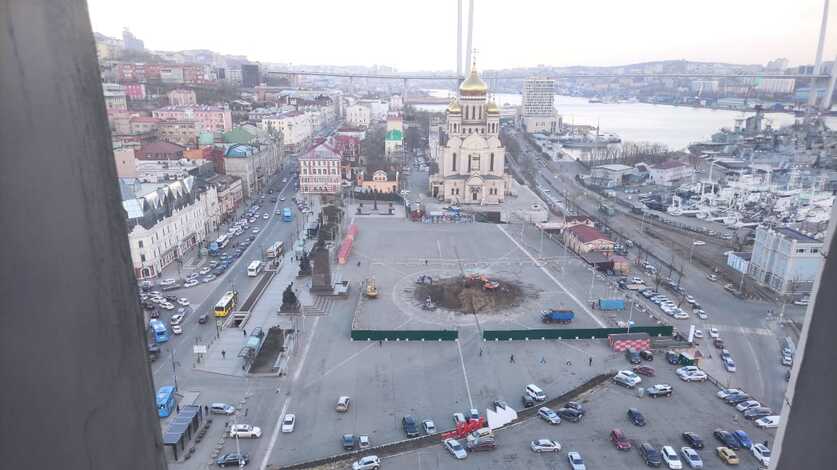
[530,439,561,453]
[444,438,467,459]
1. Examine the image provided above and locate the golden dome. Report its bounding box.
[447,98,462,113]
[459,68,487,95]
[486,101,500,114]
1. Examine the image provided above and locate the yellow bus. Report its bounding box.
[214,291,238,317]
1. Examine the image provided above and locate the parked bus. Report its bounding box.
[282,207,293,222]
[214,290,238,317]
[156,385,176,418]
[266,241,284,258]
[247,260,263,277]
[149,319,169,343]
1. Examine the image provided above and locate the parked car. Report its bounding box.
[724,393,751,405]
[358,435,370,449]
[342,434,356,450]
[216,452,248,467]
[336,396,351,412]
[452,412,467,425]
[530,439,561,453]
[626,348,642,364]
[521,395,535,408]
[723,356,737,373]
[647,384,673,398]
[639,442,663,467]
[210,403,235,415]
[183,279,199,288]
[744,407,773,420]
[567,451,586,470]
[735,400,761,412]
[610,428,632,450]
[755,415,780,429]
[627,408,646,426]
[422,419,436,434]
[716,447,739,465]
[751,443,771,466]
[351,456,380,470]
[557,407,583,422]
[713,429,740,450]
[640,350,654,361]
[633,365,656,376]
[680,447,703,469]
[443,438,468,459]
[661,445,683,469]
[682,432,704,449]
[538,407,561,424]
[613,370,642,388]
[732,430,752,449]
[402,415,419,437]
[229,424,262,439]
[281,414,296,433]
[717,388,744,399]
[467,408,480,422]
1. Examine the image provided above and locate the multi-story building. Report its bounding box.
[749,226,824,296]
[359,169,399,193]
[124,83,147,101]
[203,173,243,223]
[223,143,283,199]
[157,120,199,147]
[152,105,232,133]
[562,225,614,254]
[167,89,197,106]
[136,141,186,161]
[241,64,261,88]
[102,83,128,112]
[298,143,342,195]
[122,176,220,279]
[429,66,511,205]
[648,160,693,186]
[259,112,312,152]
[522,77,557,134]
[333,135,361,179]
[346,104,371,128]
[129,116,160,136]
[756,78,796,95]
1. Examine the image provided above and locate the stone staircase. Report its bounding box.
[301,296,333,316]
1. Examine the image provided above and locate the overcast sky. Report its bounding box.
[88,0,835,71]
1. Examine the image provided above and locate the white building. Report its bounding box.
[648,160,693,186]
[749,226,824,296]
[299,143,342,195]
[756,78,796,94]
[429,66,511,205]
[346,104,371,128]
[123,176,220,279]
[522,77,557,134]
[260,112,312,152]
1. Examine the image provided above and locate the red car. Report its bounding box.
[633,365,656,377]
[610,428,632,450]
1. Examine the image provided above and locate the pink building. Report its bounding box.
[152,105,232,133]
[123,83,146,100]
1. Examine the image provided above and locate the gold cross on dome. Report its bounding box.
[472,48,479,70]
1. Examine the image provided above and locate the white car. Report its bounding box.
[567,451,586,470]
[676,366,707,382]
[229,424,262,438]
[351,455,380,470]
[530,439,561,453]
[159,278,176,287]
[680,446,703,469]
[263,214,269,219]
[755,415,780,429]
[538,407,561,424]
[736,400,761,412]
[662,445,683,469]
[693,330,704,339]
[281,414,296,432]
[171,324,183,335]
[751,443,771,466]
[673,311,690,320]
[685,295,696,304]
[692,240,706,246]
[422,419,436,434]
[695,310,709,320]
[723,356,737,373]
[177,298,190,307]
[169,314,185,325]
[717,388,744,399]
[613,370,642,388]
[160,302,175,311]
[183,280,199,288]
[251,228,260,234]
[443,438,467,459]
[708,328,720,339]
[452,412,466,425]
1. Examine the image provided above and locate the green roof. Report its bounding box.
[385,129,403,141]
[198,132,215,145]
[223,127,255,144]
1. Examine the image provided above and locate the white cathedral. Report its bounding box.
[429,66,511,205]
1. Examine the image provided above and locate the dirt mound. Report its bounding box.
[413,275,528,314]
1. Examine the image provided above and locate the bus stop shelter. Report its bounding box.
[162,405,204,461]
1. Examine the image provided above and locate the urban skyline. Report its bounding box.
[88,0,836,71]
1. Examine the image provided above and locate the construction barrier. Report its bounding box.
[350,329,458,341]
[483,325,673,341]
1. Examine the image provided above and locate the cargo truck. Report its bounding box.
[541,310,575,324]
[597,298,626,310]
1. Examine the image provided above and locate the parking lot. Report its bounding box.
[381,360,775,470]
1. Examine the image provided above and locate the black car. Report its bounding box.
[493,399,509,410]
[682,432,704,449]
[626,348,642,364]
[564,401,584,413]
[147,344,161,362]
[216,452,249,467]
[198,313,209,324]
[639,442,662,467]
[627,408,646,426]
[724,393,751,405]
[640,350,654,361]
[744,407,773,420]
[521,395,535,408]
[713,429,740,449]
[402,415,419,437]
[342,434,355,450]
[556,407,583,423]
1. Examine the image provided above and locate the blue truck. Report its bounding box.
[597,299,626,311]
[541,309,575,324]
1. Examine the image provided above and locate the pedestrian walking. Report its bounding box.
[221,350,226,359]
[540,356,546,364]
[510,354,515,363]
[379,340,382,347]
[425,259,428,265]
[204,405,209,415]
[176,404,180,413]
[566,360,572,366]
[479,348,483,357]
[588,356,593,367]
[243,329,247,336]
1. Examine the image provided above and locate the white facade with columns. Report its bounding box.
[429,67,511,205]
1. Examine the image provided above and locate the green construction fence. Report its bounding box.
[483,325,673,341]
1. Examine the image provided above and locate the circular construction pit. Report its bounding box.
[413,274,528,315]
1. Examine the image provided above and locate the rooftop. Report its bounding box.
[596,164,633,172]
[566,225,610,244]
[300,143,341,161]
[775,227,819,243]
[652,160,689,170]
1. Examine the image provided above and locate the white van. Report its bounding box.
[525,384,546,401]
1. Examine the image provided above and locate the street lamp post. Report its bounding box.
[170,346,179,391]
